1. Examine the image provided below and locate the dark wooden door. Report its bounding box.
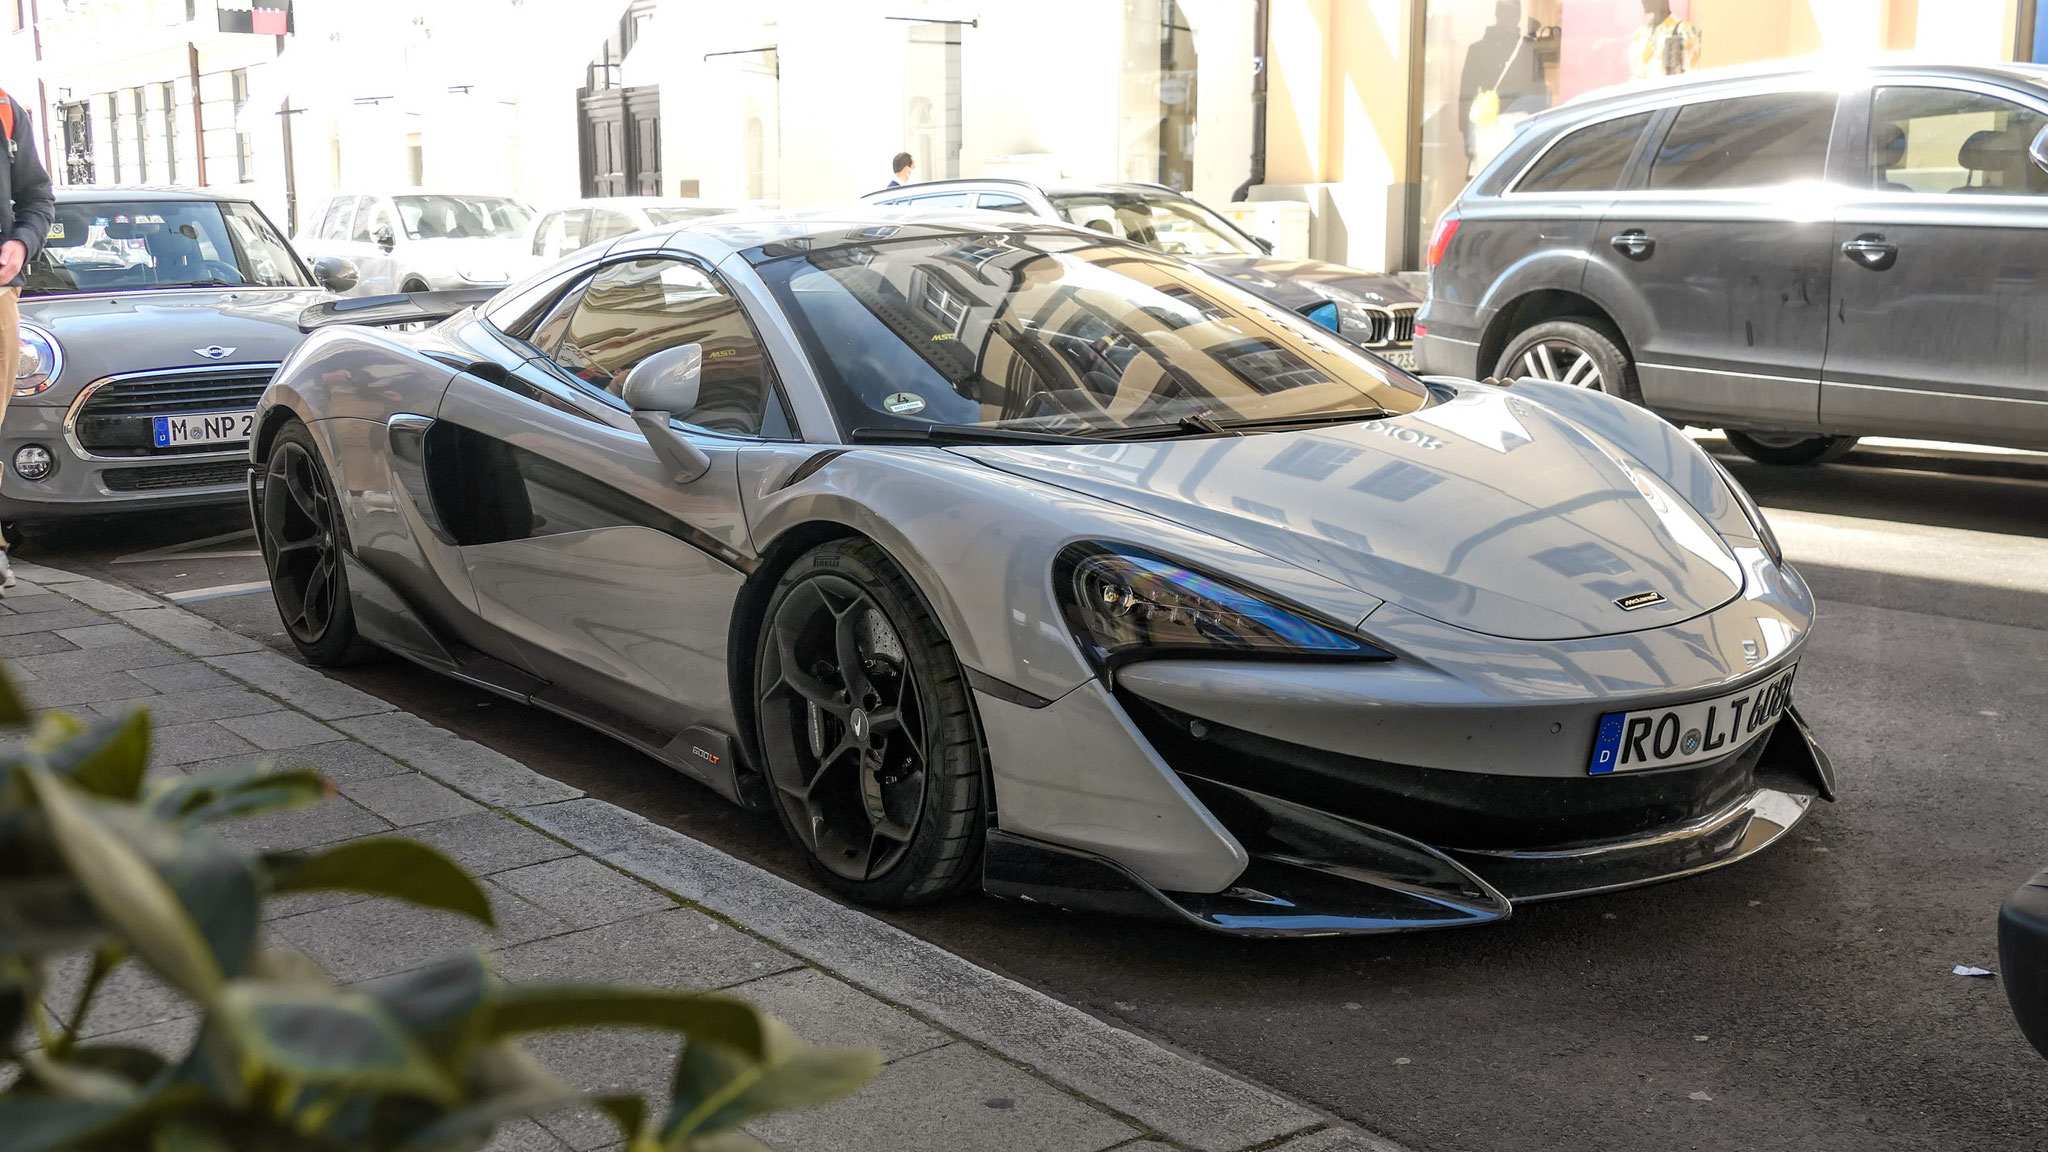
[578,85,660,198]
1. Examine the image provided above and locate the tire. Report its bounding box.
[1494,317,1641,403]
[753,538,985,907]
[1724,430,1860,466]
[256,420,378,667]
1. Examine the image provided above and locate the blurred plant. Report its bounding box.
[0,669,877,1151]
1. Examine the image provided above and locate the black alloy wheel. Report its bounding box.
[754,539,984,907]
[1724,429,1860,466]
[259,421,376,666]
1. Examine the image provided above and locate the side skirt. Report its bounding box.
[342,552,762,809]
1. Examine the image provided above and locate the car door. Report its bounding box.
[587,207,640,247]
[294,195,355,266]
[432,249,798,740]
[351,198,403,295]
[1590,87,1844,431]
[1821,79,2048,448]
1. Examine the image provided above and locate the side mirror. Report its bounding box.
[1299,300,1342,333]
[312,256,359,293]
[621,344,712,484]
[1253,235,1276,255]
[2031,123,2048,176]
[2000,865,2048,1059]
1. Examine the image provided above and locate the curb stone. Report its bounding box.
[18,566,1414,1152]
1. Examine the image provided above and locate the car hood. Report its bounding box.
[21,288,326,395]
[1191,255,1421,311]
[951,389,1745,641]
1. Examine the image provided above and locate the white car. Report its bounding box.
[520,197,740,271]
[294,192,533,297]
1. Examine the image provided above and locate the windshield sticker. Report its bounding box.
[882,392,927,416]
[46,222,63,240]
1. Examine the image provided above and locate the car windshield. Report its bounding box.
[1047,192,1260,257]
[27,199,314,296]
[394,195,531,240]
[644,206,737,226]
[756,229,1429,439]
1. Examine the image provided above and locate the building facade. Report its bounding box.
[3,0,2040,266]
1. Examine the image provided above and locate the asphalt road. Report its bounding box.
[18,435,2048,1152]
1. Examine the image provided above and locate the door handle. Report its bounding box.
[1842,233,1898,271]
[1610,230,1655,259]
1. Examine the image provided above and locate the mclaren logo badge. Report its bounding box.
[1615,590,1667,612]
[193,345,236,360]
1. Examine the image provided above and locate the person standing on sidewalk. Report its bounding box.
[0,85,55,593]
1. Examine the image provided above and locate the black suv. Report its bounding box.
[1415,63,2048,464]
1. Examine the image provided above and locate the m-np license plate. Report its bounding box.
[1588,666,1797,775]
[152,410,255,448]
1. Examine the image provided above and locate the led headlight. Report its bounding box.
[1054,543,1392,672]
[15,322,61,397]
[1710,456,1782,566]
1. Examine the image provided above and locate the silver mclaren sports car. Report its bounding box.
[250,209,1835,937]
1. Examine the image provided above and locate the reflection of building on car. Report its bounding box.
[293,191,533,297]
[860,178,1424,368]
[2,188,339,523]
[252,210,1832,936]
[1418,61,2048,465]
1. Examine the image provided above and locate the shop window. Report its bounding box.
[1119,0,1198,191]
[903,21,962,181]
[160,82,178,184]
[1869,87,2048,196]
[1647,91,1837,191]
[230,69,253,182]
[1515,111,1651,193]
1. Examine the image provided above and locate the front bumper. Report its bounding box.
[0,401,247,519]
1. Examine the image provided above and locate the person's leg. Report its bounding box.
[0,285,19,588]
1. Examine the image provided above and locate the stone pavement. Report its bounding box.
[9,559,1409,1152]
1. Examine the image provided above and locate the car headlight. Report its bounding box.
[456,265,509,285]
[1054,543,1392,672]
[1709,456,1782,566]
[15,322,60,396]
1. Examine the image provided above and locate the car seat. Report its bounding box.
[143,225,201,280]
[1952,128,2040,193]
[1871,123,1911,192]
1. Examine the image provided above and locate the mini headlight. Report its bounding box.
[12,444,52,481]
[1054,543,1392,672]
[1710,456,1782,565]
[15,322,61,396]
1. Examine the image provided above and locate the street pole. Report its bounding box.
[189,43,208,187]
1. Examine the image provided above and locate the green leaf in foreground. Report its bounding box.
[267,839,494,928]
[483,986,773,1058]
[217,981,458,1104]
[149,764,329,827]
[23,766,223,1002]
[48,711,152,802]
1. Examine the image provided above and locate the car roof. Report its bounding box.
[1557,56,2048,120]
[864,177,1193,200]
[54,186,253,204]
[536,197,737,214]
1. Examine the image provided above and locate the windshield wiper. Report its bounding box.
[850,424,1099,446]
[1210,406,1393,432]
[1100,408,1391,441]
[162,279,246,289]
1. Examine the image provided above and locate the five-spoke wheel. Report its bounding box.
[754,539,984,905]
[258,420,375,666]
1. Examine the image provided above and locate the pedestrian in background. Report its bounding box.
[0,85,54,592]
[887,152,915,188]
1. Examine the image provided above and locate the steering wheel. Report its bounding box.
[198,259,246,283]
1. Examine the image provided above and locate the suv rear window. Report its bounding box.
[1516,112,1654,193]
[1649,92,1838,190]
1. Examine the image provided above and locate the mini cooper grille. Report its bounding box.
[1354,304,1419,349]
[73,366,278,456]
[102,460,250,492]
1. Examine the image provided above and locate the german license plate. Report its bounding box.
[1380,348,1419,370]
[1588,666,1797,775]
[152,410,255,448]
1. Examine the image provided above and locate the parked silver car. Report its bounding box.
[1416,62,2048,464]
[861,179,1424,367]
[251,209,1832,935]
[520,197,739,272]
[1,188,342,522]
[294,191,533,297]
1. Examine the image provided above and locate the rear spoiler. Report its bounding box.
[297,288,502,334]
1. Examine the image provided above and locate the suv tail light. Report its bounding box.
[1426,215,1461,268]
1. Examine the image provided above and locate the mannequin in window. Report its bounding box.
[1630,0,1701,83]
[1460,1,1549,175]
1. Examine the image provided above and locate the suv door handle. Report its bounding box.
[1610,230,1655,259]
[1842,234,1898,270]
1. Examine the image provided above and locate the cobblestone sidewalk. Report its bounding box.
[9,559,1405,1152]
